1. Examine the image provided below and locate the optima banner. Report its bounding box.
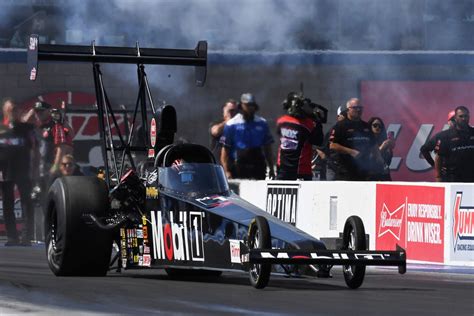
[266,183,299,225]
[375,184,445,263]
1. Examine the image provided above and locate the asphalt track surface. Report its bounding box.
[0,244,472,315]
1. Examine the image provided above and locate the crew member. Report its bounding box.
[329,98,382,181]
[434,106,474,182]
[276,92,323,180]
[420,110,455,180]
[220,93,274,180]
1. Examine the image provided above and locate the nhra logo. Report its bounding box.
[150,210,205,262]
[378,202,404,240]
[452,192,474,252]
[266,183,299,225]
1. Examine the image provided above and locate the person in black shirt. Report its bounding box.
[1,98,35,246]
[329,98,382,181]
[435,106,474,182]
[368,117,395,181]
[316,106,347,181]
[276,93,323,180]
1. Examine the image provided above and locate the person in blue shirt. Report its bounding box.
[220,93,274,180]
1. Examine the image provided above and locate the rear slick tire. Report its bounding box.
[342,215,366,289]
[45,176,112,276]
[248,216,271,289]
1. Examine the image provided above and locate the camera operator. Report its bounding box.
[1,98,35,246]
[276,92,324,180]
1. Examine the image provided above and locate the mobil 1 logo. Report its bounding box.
[266,183,299,225]
[151,210,205,262]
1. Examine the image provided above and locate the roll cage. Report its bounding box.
[27,34,207,188]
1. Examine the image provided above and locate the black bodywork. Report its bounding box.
[28,35,405,288]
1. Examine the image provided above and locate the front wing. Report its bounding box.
[241,244,407,274]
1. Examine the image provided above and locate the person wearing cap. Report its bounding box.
[434,106,474,182]
[276,93,323,180]
[419,110,455,171]
[0,98,35,246]
[329,97,382,181]
[220,93,274,180]
[209,99,238,164]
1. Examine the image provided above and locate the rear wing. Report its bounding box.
[27,34,207,86]
[26,34,208,187]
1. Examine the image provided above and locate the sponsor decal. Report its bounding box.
[148,148,155,158]
[146,187,158,199]
[150,118,156,148]
[28,36,38,51]
[147,170,158,185]
[137,229,143,239]
[229,239,242,264]
[195,195,229,208]
[451,190,474,258]
[376,184,444,263]
[150,210,205,262]
[143,254,151,267]
[266,183,299,225]
[30,67,37,81]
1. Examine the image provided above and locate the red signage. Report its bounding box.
[376,184,445,263]
[361,81,474,181]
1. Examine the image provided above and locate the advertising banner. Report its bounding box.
[376,184,444,263]
[449,185,474,263]
[266,183,299,225]
[361,80,474,182]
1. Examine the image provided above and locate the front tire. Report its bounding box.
[248,216,271,289]
[342,216,366,289]
[45,176,112,276]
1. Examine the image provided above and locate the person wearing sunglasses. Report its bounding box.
[367,117,395,181]
[49,154,84,187]
[434,106,473,182]
[329,98,383,181]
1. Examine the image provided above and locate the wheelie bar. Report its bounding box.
[240,244,407,274]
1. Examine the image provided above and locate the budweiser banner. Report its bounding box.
[376,184,445,263]
[361,80,474,182]
[449,185,474,263]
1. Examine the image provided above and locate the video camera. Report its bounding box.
[282,92,328,124]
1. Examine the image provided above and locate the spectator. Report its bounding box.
[1,98,35,246]
[276,92,323,180]
[434,106,474,182]
[368,117,395,181]
[420,110,455,169]
[329,98,382,181]
[49,154,84,185]
[209,99,238,163]
[220,93,274,180]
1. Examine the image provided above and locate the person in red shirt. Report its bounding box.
[276,93,323,180]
